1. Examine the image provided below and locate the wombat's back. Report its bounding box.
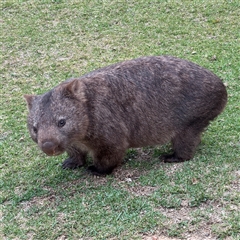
[78,56,227,148]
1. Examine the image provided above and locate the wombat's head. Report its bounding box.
[24,79,89,156]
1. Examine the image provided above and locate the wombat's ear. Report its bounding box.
[24,94,36,110]
[61,79,80,99]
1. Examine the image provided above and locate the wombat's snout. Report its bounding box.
[41,140,63,156]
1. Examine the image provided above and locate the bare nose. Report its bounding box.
[41,141,57,156]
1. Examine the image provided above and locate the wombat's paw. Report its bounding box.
[62,157,84,169]
[161,154,186,163]
[87,165,114,176]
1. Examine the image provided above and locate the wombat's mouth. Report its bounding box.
[43,149,65,156]
[40,141,65,156]
[46,150,65,156]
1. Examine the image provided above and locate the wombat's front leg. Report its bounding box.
[62,147,87,169]
[87,148,125,175]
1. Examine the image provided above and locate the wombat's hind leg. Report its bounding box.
[163,127,202,163]
[161,153,186,163]
[62,147,87,169]
[87,148,125,175]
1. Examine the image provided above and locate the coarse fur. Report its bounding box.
[24,56,227,175]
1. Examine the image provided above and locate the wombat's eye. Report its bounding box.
[58,119,66,128]
[33,127,38,134]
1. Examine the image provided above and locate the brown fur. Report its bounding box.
[24,56,227,175]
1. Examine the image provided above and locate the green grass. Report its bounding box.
[1,0,239,239]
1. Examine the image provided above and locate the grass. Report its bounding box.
[1,0,239,239]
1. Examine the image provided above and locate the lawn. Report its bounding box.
[1,0,239,239]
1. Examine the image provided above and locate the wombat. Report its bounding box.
[24,56,227,175]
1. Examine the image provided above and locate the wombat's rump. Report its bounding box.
[24,56,227,175]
